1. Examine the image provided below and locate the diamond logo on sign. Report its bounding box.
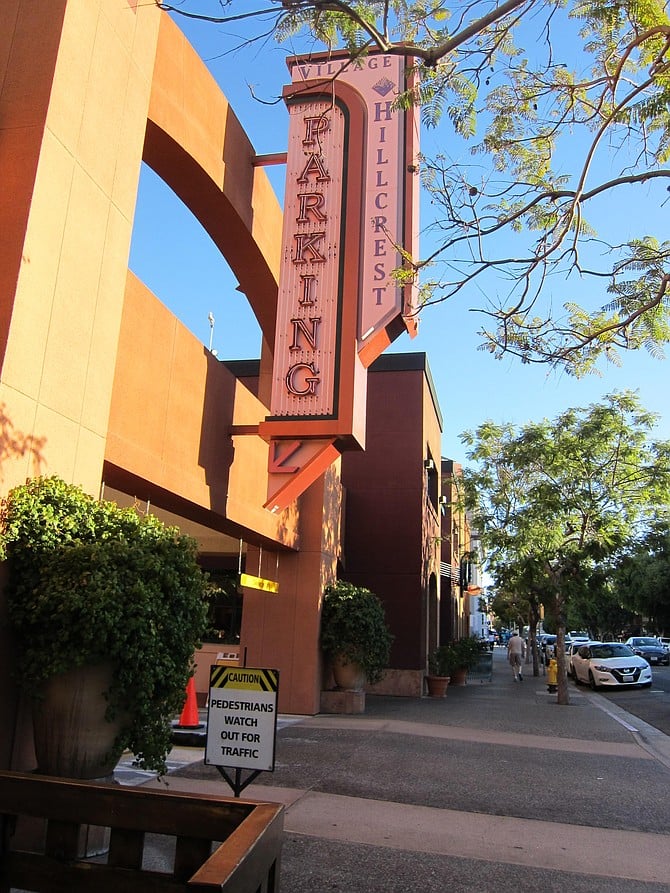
[373,77,395,96]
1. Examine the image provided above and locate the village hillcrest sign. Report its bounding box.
[259,51,420,512]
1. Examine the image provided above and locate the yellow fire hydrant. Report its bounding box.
[547,658,558,693]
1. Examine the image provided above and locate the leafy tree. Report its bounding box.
[613,521,670,633]
[489,555,548,674]
[460,391,670,703]
[489,588,528,634]
[161,0,670,375]
[566,563,637,640]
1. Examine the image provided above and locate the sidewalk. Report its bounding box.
[144,649,670,892]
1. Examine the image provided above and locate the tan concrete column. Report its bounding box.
[241,461,342,715]
[0,0,161,495]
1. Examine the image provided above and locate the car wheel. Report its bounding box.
[588,671,599,691]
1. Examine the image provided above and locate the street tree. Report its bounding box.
[566,564,637,640]
[614,521,670,633]
[489,554,549,674]
[489,587,529,634]
[160,0,670,375]
[460,390,670,703]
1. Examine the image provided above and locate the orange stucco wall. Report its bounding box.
[0,0,162,494]
[105,272,296,549]
[0,1,439,738]
[0,3,283,498]
[0,0,343,737]
[145,14,282,349]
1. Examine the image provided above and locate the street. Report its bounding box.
[164,648,670,893]
[590,663,670,736]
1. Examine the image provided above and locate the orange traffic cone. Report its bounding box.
[177,676,200,728]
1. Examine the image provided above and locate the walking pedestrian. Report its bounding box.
[507,631,526,682]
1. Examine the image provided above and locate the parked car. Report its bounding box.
[567,633,590,648]
[572,642,652,690]
[567,641,597,677]
[539,634,557,660]
[624,637,670,666]
[659,637,670,653]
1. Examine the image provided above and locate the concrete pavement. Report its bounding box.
[144,649,670,892]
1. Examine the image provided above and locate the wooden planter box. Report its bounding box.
[0,770,283,892]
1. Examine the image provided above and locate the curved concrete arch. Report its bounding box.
[144,14,283,342]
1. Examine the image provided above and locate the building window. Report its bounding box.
[203,570,243,644]
[425,456,438,510]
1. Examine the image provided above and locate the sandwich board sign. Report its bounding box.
[205,665,279,795]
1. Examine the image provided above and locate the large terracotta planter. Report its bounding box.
[426,675,450,697]
[32,663,125,779]
[332,654,366,691]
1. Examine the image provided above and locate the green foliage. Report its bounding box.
[320,580,393,684]
[489,579,535,631]
[455,635,488,669]
[567,564,637,639]
[1,476,209,774]
[613,521,670,633]
[429,636,485,675]
[205,0,670,374]
[461,392,670,697]
[428,644,458,676]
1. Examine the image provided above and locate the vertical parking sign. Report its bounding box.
[205,666,279,772]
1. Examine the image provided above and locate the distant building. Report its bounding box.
[440,460,482,641]
[340,353,443,696]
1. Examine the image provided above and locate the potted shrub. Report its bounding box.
[428,636,482,685]
[320,581,393,691]
[0,475,209,777]
[437,637,485,686]
[426,645,459,697]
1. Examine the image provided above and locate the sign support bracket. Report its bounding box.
[215,765,263,798]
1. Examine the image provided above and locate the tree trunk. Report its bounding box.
[555,592,570,705]
[529,598,541,676]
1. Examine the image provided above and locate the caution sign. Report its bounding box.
[205,666,279,772]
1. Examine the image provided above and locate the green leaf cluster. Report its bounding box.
[612,521,670,633]
[461,391,670,637]
[320,580,393,684]
[264,0,670,372]
[1,476,209,774]
[429,636,485,675]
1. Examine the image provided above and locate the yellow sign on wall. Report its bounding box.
[239,573,279,593]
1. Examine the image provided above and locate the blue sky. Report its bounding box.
[129,9,668,464]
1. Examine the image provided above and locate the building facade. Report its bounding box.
[1,0,444,770]
[439,459,475,642]
[340,354,443,697]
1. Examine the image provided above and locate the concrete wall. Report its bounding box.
[0,0,162,494]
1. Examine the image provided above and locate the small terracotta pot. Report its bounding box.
[449,666,468,686]
[426,675,450,697]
